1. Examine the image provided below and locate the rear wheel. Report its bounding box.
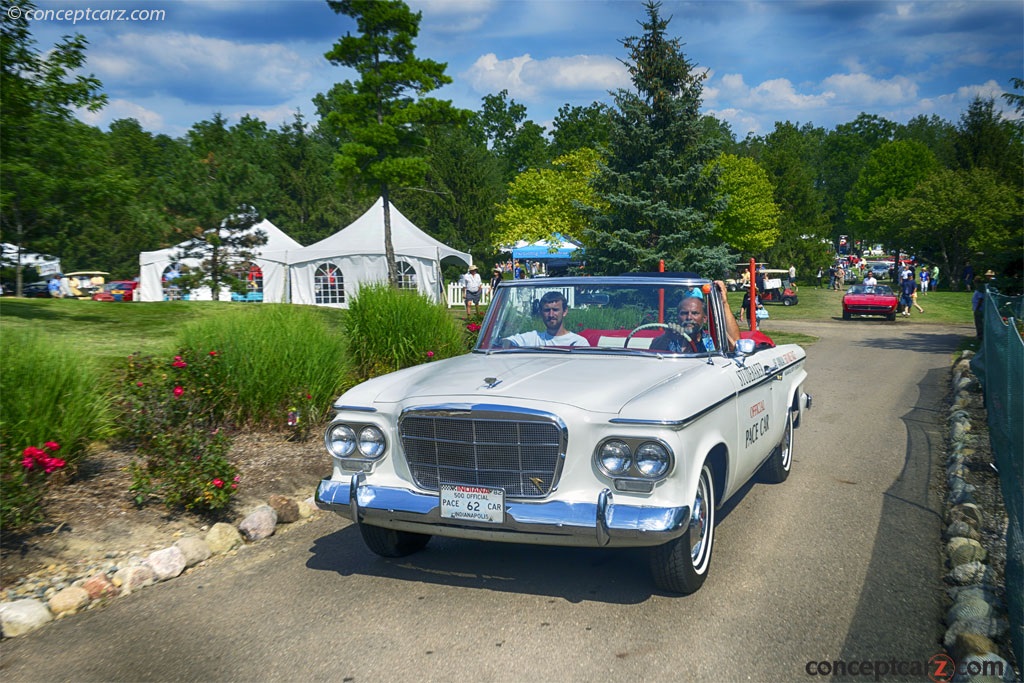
[886,312,897,321]
[760,408,794,484]
[650,462,716,594]
[842,311,851,320]
[783,297,796,306]
[359,523,431,557]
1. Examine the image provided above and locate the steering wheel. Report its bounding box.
[624,322,692,349]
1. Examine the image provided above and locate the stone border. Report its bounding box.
[0,494,319,637]
[942,351,1017,682]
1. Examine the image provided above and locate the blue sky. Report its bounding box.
[24,0,1024,139]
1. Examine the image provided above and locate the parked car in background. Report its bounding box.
[20,282,51,298]
[316,275,811,594]
[91,280,138,302]
[866,262,891,281]
[842,284,898,321]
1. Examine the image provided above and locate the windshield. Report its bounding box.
[847,285,894,296]
[476,277,723,356]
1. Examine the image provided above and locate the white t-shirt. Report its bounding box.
[505,330,589,347]
[461,272,482,292]
[863,275,877,286]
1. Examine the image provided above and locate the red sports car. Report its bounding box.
[842,284,897,321]
[91,280,138,302]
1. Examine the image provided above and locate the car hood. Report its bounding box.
[337,351,708,416]
[844,293,896,302]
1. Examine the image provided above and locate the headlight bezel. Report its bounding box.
[594,436,674,482]
[325,421,388,464]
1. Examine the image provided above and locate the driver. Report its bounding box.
[503,291,590,347]
[650,281,739,353]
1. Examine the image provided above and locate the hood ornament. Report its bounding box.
[483,376,502,389]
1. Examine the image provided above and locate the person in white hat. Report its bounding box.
[461,264,482,317]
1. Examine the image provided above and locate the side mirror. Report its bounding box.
[735,338,755,356]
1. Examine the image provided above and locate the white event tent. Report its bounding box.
[137,219,301,303]
[287,197,471,308]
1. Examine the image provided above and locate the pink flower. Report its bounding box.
[426,351,435,359]
[233,475,241,483]
[44,441,60,452]
[212,478,224,489]
[466,322,481,332]
[22,455,36,470]
[136,381,144,387]
[22,446,44,458]
[173,385,184,398]
[172,360,187,368]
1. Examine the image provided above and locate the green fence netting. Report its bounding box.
[970,286,1023,668]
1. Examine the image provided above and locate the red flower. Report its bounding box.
[173,385,184,398]
[42,457,65,473]
[22,446,44,458]
[22,455,36,470]
[466,322,481,332]
[212,478,224,489]
[136,381,144,387]
[426,351,435,359]
[208,350,218,357]
[172,360,187,368]
[44,441,60,452]
[305,393,312,401]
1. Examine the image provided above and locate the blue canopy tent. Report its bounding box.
[511,236,581,261]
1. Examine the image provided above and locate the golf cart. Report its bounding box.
[756,268,798,306]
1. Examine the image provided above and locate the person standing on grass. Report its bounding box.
[816,266,824,288]
[899,271,917,317]
[461,264,482,317]
[919,268,930,295]
[489,268,503,294]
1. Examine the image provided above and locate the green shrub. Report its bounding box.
[175,305,348,429]
[117,349,238,513]
[0,328,111,530]
[346,284,466,383]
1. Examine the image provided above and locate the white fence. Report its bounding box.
[445,282,496,308]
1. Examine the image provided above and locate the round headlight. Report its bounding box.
[635,441,671,478]
[357,425,386,459]
[598,440,631,475]
[326,424,356,458]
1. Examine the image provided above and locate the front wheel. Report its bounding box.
[760,408,794,484]
[650,462,716,594]
[359,523,431,557]
[783,297,796,306]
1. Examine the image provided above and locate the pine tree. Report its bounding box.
[583,0,727,276]
[318,0,465,286]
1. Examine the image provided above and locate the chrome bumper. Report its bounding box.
[315,475,690,548]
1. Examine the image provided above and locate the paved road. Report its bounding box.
[0,321,968,682]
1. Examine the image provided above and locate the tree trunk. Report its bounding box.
[381,185,398,288]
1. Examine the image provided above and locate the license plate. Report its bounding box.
[440,484,505,524]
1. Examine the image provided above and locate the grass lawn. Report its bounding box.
[0,299,347,375]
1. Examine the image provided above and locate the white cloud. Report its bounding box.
[464,53,628,101]
[714,74,833,111]
[76,99,165,132]
[91,32,312,104]
[820,73,918,105]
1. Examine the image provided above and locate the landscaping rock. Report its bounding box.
[298,497,317,518]
[47,586,90,615]
[943,617,1009,650]
[81,573,119,600]
[0,599,53,637]
[268,494,300,524]
[952,632,1000,661]
[239,505,278,542]
[948,504,984,530]
[205,522,243,554]
[174,536,212,567]
[111,564,155,595]
[145,546,187,581]
[947,537,987,566]
[945,561,987,586]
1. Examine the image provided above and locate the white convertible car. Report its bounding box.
[316,275,811,593]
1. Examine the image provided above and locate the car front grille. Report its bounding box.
[399,409,565,498]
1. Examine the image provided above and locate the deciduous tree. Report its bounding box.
[705,154,780,254]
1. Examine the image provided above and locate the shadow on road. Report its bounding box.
[838,364,949,664]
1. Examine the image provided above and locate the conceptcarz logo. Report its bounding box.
[803,654,1005,682]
